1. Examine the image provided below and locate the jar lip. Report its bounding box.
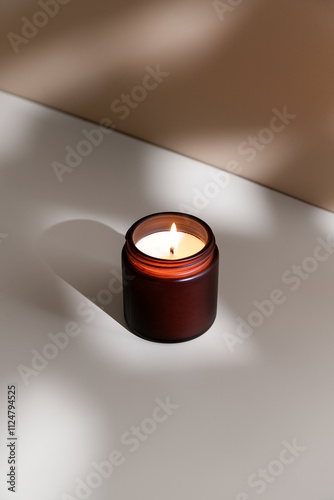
[125,212,216,269]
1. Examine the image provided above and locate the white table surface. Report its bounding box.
[0,90,334,500]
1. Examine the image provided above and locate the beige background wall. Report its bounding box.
[1,0,334,211]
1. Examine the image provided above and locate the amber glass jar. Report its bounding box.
[122,212,219,343]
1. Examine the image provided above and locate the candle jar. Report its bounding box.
[122,212,219,343]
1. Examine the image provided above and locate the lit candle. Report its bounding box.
[122,212,219,343]
[136,223,205,260]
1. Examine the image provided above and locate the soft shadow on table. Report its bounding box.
[38,219,130,331]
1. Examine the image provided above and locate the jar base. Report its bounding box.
[124,322,214,343]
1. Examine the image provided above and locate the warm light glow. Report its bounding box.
[136,222,205,260]
[170,223,177,255]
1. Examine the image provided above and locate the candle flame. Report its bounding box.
[170,223,177,255]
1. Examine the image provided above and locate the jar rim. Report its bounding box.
[124,212,216,277]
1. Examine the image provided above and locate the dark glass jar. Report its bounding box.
[122,212,219,343]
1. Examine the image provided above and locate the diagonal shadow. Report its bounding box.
[38,218,130,331]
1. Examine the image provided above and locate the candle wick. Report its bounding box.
[170,246,175,255]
